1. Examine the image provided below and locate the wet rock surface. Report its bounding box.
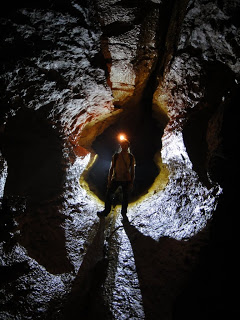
[0,0,239,319]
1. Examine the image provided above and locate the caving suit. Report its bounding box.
[104,152,135,216]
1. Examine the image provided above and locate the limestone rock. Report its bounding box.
[0,0,239,319]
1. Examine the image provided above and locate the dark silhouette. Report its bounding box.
[62,216,112,320]
[97,137,135,218]
[2,108,73,274]
[122,216,209,320]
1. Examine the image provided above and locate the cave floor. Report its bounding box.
[0,153,222,320]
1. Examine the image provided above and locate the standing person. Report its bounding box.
[97,135,136,218]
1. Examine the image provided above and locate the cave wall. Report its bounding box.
[1,0,238,188]
[155,0,239,186]
[0,0,239,319]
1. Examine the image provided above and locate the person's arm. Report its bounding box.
[130,155,135,188]
[107,156,114,188]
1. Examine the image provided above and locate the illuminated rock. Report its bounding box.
[0,0,239,319]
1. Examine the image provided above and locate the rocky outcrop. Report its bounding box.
[155,0,239,185]
[0,0,239,319]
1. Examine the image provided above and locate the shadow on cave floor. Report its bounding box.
[59,213,213,320]
[122,216,206,320]
[85,107,165,202]
[1,108,73,274]
[61,216,112,320]
[122,215,233,320]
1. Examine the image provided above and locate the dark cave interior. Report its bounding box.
[173,84,239,320]
[85,106,165,202]
[182,61,236,188]
[2,108,65,203]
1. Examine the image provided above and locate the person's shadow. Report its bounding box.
[62,214,208,320]
[122,216,207,320]
[62,216,112,319]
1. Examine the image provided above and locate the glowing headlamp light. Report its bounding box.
[118,134,130,146]
[119,134,126,142]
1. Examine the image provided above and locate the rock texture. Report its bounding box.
[0,0,239,319]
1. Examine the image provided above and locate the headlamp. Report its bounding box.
[118,133,130,146]
[119,134,126,142]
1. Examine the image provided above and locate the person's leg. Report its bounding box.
[103,180,119,216]
[121,182,130,216]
